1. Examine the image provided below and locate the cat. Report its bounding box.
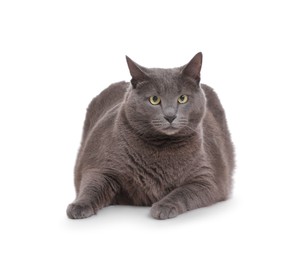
[67,52,235,220]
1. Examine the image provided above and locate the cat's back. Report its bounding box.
[201,84,235,178]
[201,84,228,129]
[82,81,129,140]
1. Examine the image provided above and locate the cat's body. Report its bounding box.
[67,53,235,220]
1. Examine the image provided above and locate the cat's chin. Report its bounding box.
[160,126,180,136]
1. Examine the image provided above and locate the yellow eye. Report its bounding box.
[149,96,161,105]
[178,95,188,104]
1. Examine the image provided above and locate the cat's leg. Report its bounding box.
[67,169,120,219]
[150,174,219,220]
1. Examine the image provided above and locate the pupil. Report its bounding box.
[153,96,158,102]
[180,95,184,101]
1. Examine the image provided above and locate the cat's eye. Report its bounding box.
[178,95,188,104]
[149,96,161,105]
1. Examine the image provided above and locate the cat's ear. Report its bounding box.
[126,56,149,88]
[181,52,203,83]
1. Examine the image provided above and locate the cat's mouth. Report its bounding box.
[151,120,186,135]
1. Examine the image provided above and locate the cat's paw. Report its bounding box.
[150,203,179,220]
[66,202,96,219]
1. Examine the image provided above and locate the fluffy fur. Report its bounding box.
[67,53,235,220]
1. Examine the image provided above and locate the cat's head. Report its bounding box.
[124,53,206,138]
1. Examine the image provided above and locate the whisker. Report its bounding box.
[183,125,201,136]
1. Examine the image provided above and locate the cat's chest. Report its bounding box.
[108,139,204,204]
[122,145,201,187]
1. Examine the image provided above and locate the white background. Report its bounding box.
[0,0,301,259]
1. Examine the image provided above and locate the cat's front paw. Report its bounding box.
[66,202,96,219]
[150,203,179,220]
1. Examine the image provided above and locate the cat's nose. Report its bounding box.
[164,115,176,123]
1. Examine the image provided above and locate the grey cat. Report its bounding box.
[67,52,235,220]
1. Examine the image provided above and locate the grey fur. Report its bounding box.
[67,53,235,220]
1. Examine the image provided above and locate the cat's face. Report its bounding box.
[125,53,206,137]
